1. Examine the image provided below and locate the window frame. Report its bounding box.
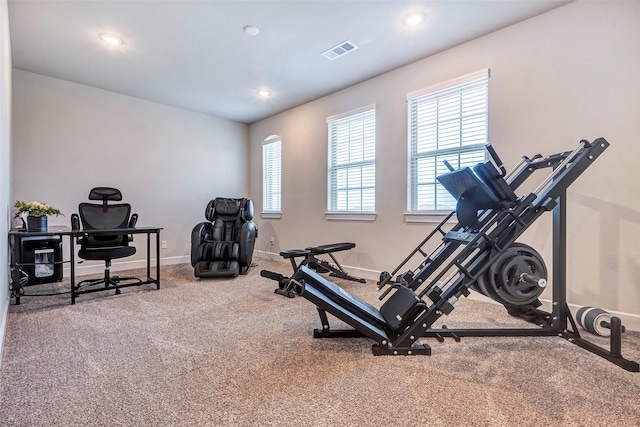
[406,69,490,221]
[325,105,377,221]
[261,135,282,219]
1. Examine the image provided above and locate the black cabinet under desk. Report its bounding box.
[17,235,64,285]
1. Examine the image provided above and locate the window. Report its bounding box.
[262,135,281,216]
[327,106,376,214]
[407,69,489,212]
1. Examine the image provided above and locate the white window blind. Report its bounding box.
[407,69,489,212]
[262,136,281,213]
[327,107,376,212]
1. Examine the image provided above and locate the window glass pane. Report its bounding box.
[262,138,281,212]
[328,108,376,212]
[408,73,488,211]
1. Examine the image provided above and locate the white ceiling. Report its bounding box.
[8,0,571,124]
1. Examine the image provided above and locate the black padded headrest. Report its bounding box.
[215,198,241,215]
[88,187,122,202]
[205,197,254,222]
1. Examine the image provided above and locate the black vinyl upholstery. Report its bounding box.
[191,197,257,278]
[437,161,518,228]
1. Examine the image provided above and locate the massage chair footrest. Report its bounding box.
[194,260,240,278]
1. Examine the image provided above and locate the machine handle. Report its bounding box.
[260,269,284,282]
[443,159,455,172]
[485,144,507,177]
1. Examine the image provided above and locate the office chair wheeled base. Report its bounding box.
[76,261,143,295]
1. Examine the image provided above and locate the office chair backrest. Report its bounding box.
[78,187,132,248]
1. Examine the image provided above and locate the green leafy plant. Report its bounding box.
[14,200,63,218]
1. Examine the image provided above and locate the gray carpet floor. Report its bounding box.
[1,259,639,426]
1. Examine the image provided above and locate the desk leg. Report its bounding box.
[70,236,76,305]
[156,231,161,289]
[147,232,151,281]
[9,234,21,305]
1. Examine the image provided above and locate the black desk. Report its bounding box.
[9,225,162,304]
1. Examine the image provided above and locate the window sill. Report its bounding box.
[325,211,377,222]
[404,211,456,224]
[261,212,282,219]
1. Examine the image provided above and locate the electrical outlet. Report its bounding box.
[269,237,275,245]
[161,240,168,249]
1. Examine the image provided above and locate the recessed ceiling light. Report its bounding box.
[99,33,124,45]
[403,12,425,26]
[244,25,260,36]
[257,89,271,98]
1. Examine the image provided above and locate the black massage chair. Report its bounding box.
[191,197,257,278]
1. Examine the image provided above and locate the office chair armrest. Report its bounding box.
[71,213,84,244]
[128,213,138,228]
[127,213,138,242]
[71,213,80,230]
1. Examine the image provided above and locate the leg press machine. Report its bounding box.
[262,138,639,371]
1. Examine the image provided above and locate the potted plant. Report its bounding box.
[14,200,63,232]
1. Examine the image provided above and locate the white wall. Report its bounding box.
[11,70,249,273]
[249,1,640,323]
[0,0,12,365]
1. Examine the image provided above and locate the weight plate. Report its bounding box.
[476,269,500,300]
[477,243,547,306]
[469,279,484,295]
[493,254,546,306]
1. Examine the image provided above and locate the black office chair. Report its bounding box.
[191,197,257,278]
[71,187,141,293]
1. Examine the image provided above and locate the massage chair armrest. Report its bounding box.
[191,221,214,267]
[238,221,258,268]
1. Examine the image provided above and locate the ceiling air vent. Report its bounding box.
[322,41,358,61]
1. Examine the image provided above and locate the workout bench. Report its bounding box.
[262,242,365,298]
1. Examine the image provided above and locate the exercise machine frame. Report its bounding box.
[268,138,639,372]
[264,242,366,298]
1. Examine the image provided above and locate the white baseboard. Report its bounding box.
[0,298,8,368]
[254,250,640,332]
[63,255,189,278]
[465,292,640,332]
[537,299,640,333]
[254,250,281,260]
